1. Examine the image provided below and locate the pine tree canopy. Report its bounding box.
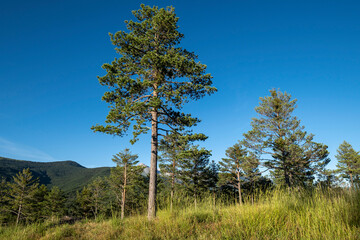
[335,141,360,188]
[243,89,330,187]
[112,148,139,167]
[91,4,216,142]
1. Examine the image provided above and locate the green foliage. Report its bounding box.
[0,177,9,224]
[7,168,39,225]
[91,4,216,219]
[29,184,48,222]
[91,4,216,142]
[335,141,360,189]
[108,149,147,218]
[219,142,262,203]
[159,132,208,209]
[243,89,330,187]
[44,186,66,218]
[178,146,214,203]
[76,177,108,219]
[0,157,111,194]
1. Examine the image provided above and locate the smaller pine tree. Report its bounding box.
[159,131,207,210]
[110,149,144,219]
[219,143,260,204]
[335,141,360,189]
[45,186,66,218]
[7,168,39,225]
[178,145,212,208]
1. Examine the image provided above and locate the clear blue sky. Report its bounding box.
[1,0,359,169]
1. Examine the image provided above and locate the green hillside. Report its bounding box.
[0,157,111,194]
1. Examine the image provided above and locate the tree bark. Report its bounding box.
[284,169,291,188]
[194,193,197,210]
[237,164,242,205]
[16,203,22,226]
[350,172,353,191]
[121,163,127,219]
[148,109,158,220]
[170,159,175,211]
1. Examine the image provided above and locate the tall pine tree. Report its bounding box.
[243,89,330,187]
[91,4,216,220]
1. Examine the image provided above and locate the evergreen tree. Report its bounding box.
[178,145,212,208]
[219,142,260,204]
[7,168,39,225]
[109,149,143,219]
[45,186,66,218]
[205,160,219,206]
[159,132,207,210]
[0,177,9,224]
[91,4,216,219]
[77,177,108,220]
[89,177,107,219]
[243,89,330,188]
[30,184,48,222]
[76,187,93,218]
[335,141,360,189]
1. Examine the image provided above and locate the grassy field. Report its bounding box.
[1,189,359,240]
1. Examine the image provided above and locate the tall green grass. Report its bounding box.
[1,188,359,239]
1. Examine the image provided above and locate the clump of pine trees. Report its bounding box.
[0,169,66,225]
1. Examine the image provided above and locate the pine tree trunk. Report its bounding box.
[350,173,353,191]
[170,158,175,211]
[148,109,158,220]
[213,191,216,209]
[16,203,22,226]
[121,164,127,220]
[237,166,242,205]
[194,193,197,210]
[284,169,291,188]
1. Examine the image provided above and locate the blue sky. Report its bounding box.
[1,0,359,169]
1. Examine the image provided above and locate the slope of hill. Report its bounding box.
[0,157,111,194]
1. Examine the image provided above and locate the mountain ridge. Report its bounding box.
[0,157,111,194]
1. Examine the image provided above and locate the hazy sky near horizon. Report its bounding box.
[1,0,359,169]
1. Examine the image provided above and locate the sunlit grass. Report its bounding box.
[1,188,359,239]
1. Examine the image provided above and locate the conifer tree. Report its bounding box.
[45,186,66,218]
[110,149,143,219]
[76,177,108,219]
[178,145,212,208]
[76,187,93,218]
[30,184,48,222]
[219,142,260,204]
[159,132,207,210]
[91,4,216,219]
[243,89,330,188]
[205,160,220,206]
[88,177,107,219]
[335,141,360,189]
[7,168,39,225]
[0,177,9,224]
